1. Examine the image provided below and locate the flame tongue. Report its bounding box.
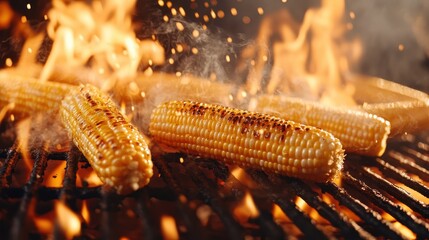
[17,0,164,92]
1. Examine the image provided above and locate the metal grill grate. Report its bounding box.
[0,125,428,239]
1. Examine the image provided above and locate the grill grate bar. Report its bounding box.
[248,170,326,239]
[0,143,20,187]
[320,182,403,239]
[59,145,80,208]
[135,189,161,240]
[386,151,429,182]
[10,141,49,240]
[185,160,244,240]
[359,166,429,218]
[275,177,373,239]
[344,172,429,238]
[374,158,429,197]
[399,146,429,170]
[101,190,120,240]
[154,156,206,239]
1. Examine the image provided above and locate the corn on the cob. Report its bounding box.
[60,84,153,194]
[359,100,429,136]
[149,100,344,182]
[352,76,429,104]
[0,76,72,113]
[253,95,391,156]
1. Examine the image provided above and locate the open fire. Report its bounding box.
[0,0,428,239]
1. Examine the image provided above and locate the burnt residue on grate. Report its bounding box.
[0,133,428,239]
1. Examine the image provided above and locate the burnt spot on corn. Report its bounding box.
[61,84,153,195]
[149,100,345,183]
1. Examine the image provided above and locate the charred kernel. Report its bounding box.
[149,100,345,183]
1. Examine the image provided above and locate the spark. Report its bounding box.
[176,72,182,77]
[231,8,237,16]
[349,11,356,19]
[242,16,251,24]
[203,15,209,22]
[43,14,48,20]
[227,37,233,43]
[26,3,31,10]
[398,44,405,51]
[210,10,216,19]
[176,44,183,53]
[262,55,268,62]
[179,7,186,16]
[217,10,225,19]
[158,0,165,7]
[176,22,185,31]
[225,55,231,62]
[163,15,169,22]
[21,16,27,23]
[195,12,200,18]
[257,7,264,15]
[192,30,200,38]
[171,8,177,16]
[191,47,199,54]
[166,1,172,8]
[5,58,13,67]
[27,48,33,54]
[168,58,175,64]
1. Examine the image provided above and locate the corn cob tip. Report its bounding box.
[61,84,153,195]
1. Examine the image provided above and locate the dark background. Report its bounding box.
[1,0,428,92]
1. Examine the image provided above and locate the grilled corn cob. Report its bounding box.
[359,100,429,136]
[149,100,344,182]
[253,95,391,156]
[60,84,153,194]
[0,76,72,113]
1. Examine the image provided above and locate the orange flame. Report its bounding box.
[56,201,81,239]
[272,203,289,222]
[160,215,179,240]
[233,191,260,221]
[81,200,90,224]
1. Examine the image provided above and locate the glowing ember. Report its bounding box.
[43,161,66,187]
[233,191,259,221]
[160,215,179,239]
[56,201,81,239]
[272,204,289,222]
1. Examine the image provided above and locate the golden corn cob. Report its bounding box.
[0,76,72,113]
[60,84,153,194]
[359,100,429,136]
[149,100,344,182]
[253,95,391,156]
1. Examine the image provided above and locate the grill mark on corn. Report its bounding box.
[61,85,153,194]
[255,95,391,156]
[150,100,345,182]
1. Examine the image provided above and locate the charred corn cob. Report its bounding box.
[149,100,344,182]
[359,100,429,136]
[0,76,72,113]
[253,95,391,156]
[60,84,153,194]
